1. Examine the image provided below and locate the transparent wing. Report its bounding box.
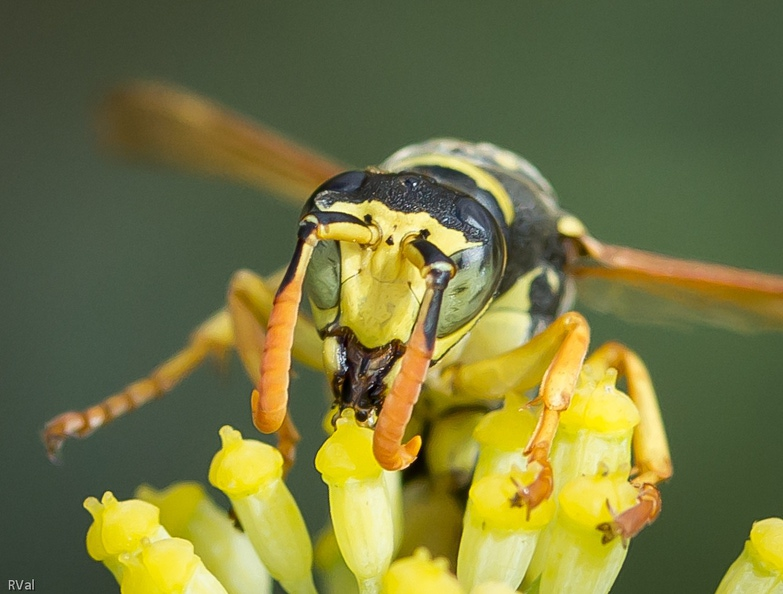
[567,235,783,333]
[97,81,347,206]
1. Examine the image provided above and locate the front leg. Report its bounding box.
[447,311,591,510]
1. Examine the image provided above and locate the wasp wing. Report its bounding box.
[567,235,783,333]
[97,81,347,206]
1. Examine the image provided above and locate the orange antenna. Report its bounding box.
[253,211,379,434]
[373,238,454,470]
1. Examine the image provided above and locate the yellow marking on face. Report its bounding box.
[389,154,515,226]
[309,302,339,332]
[317,200,479,349]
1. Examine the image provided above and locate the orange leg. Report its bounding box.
[586,341,672,487]
[43,309,233,460]
[43,268,322,465]
[449,311,591,510]
[585,341,672,541]
[597,483,662,546]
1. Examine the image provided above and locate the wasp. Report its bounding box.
[44,83,783,539]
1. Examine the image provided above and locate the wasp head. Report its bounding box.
[255,168,505,470]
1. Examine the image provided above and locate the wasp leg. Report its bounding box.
[43,268,323,465]
[448,311,591,510]
[227,268,321,473]
[597,483,662,546]
[585,341,671,541]
[43,309,234,460]
[586,341,672,487]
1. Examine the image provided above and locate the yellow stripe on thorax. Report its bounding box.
[389,154,515,226]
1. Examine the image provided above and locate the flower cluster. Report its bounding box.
[81,366,782,593]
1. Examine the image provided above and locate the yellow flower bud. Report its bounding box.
[316,413,395,594]
[425,409,484,480]
[314,527,360,594]
[716,517,783,593]
[209,426,315,594]
[472,407,537,483]
[381,548,463,594]
[538,473,638,594]
[208,426,283,497]
[118,537,227,594]
[399,479,464,564]
[551,368,638,490]
[136,482,272,594]
[316,413,383,484]
[84,491,168,581]
[457,469,554,591]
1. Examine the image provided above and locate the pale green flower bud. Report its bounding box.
[381,548,463,594]
[84,491,169,581]
[551,367,639,490]
[314,527,359,594]
[315,413,395,594]
[118,537,227,594]
[538,473,639,594]
[136,482,272,594]
[472,406,537,483]
[469,582,520,594]
[208,426,315,594]
[399,478,464,563]
[383,469,404,552]
[716,517,783,594]
[457,469,554,591]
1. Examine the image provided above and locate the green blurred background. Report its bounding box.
[2,3,781,592]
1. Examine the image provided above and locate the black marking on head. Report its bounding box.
[409,164,510,241]
[314,170,368,195]
[277,220,317,295]
[385,236,394,246]
[313,171,498,244]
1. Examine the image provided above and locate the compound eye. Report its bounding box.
[437,241,504,337]
[304,240,341,315]
[315,170,367,195]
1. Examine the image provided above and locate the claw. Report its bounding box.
[42,410,104,463]
[509,444,554,518]
[596,483,661,547]
[42,428,67,463]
